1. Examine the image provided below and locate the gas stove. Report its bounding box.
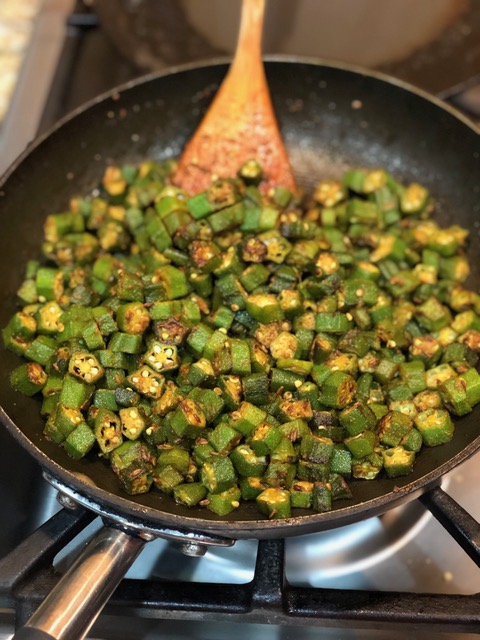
[0,1,480,638]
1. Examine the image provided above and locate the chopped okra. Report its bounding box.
[4,158,480,519]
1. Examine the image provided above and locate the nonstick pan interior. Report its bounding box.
[0,59,479,538]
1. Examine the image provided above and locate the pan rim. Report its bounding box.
[2,403,480,538]
[1,55,478,188]
[1,57,479,538]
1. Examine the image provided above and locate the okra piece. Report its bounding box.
[400,183,429,214]
[270,367,305,392]
[64,422,96,460]
[115,269,143,302]
[156,445,191,474]
[250,422,283,456]
[10,362,47,396]
[126,365,165,399]
[201,456,237,494]
[116,302,151,334]
[344,430,377,458]
[114,386,140,408]
[173,482,208,507]
[315,312,354,334]
[109,332,144,354]
[330,446,352,476]
[264,461,296,488]
[59,374,94,409]
[119,406,149,440]
[290,481,314,509]
[170,398,206,438]
[186,323,214,358]
[256,487,291,519]
[400,428,423,453]
[68,351,105,384]
[414,409,454,446]
[92,306,118,335]
[438,377,472,416]
[36,267,64,301]
[246,294,284,323]
[382,446,416,478]
[399,361,427,394]
[242,372,269,405]
[153,464,184,494]
[339,401,377,437]
[93,388,118,411]
[312,482,333,513]
[111,440,155,495]
[239,476,266,500]
[351,452,383,480]
[206,486,242,515]
[320,371,357,408]
[82,321,105,350]
[208,423,242,454]
[377,410,413,447]
[458,368,480,406]
[229,401,267,437]
[24,335,57,366]
[94,408,123,453]
[144,340,179,372]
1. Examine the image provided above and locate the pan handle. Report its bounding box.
[12,524,148,640]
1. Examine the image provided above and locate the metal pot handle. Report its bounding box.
[12,525,147,640]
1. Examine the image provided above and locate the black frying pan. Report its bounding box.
[1,59,479,640]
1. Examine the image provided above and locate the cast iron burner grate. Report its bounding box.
[0,486,479,635]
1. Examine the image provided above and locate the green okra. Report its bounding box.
[5,158,480,520]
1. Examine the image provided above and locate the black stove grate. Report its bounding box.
[0,487,479,635]
[1,2,480,637]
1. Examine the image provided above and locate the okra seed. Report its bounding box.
[141,370,149,377]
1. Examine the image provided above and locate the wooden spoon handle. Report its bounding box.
[230,0,265,88]
[172,0,295,194]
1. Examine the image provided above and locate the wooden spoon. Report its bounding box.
[172,0,296,195]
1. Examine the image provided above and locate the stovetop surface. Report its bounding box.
[1,1,480,638]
